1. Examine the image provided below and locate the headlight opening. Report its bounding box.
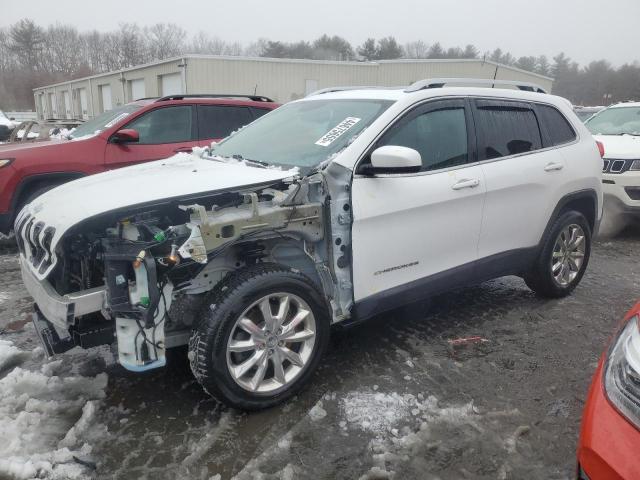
[604,315,640,430]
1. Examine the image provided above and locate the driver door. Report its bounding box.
[351,99,486,312]
[104,105,197,169]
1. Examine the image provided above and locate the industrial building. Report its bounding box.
[32,55,554,120]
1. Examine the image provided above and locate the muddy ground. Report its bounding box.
[1,229,639,480]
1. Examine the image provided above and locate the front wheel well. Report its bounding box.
[13,173,84,214]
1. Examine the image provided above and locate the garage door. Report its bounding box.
[100,84,112,112]
[62,91,71,118]
[160,73,182,96]
[130,78,145,101]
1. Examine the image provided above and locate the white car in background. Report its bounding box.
[0,110,17,142]
[585,102,640,235]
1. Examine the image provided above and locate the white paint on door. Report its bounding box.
[160,73,182,96]
[100,84,112,112]
[47,93,56,118]
[130,78,145,101]
[62,91,71,118]
[79,89,88,119]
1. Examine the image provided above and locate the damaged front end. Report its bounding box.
[19,161,355,372]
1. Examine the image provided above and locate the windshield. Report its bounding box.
[69,103,142,139]
[585,106,640,135]
[575,110,597,122]
[211,99,394,170]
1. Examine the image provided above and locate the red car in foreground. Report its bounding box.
[578,301,640,479]
[0,94,278,234]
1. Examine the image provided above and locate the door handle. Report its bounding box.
[544,162,564,172]
[451,178,480,190]
[174,147,193,153]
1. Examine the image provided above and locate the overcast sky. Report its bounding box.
[3,0,639,66]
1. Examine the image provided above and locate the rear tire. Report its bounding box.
[188,263,330,410]
[524,210,591,298]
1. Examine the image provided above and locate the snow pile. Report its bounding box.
[0,339,27,371]
[351,393,480,479]
[341,391,423,434]
[48,128,73,140]
[308,400,327,421]
[0,340,108,479]
[343,390,527,479]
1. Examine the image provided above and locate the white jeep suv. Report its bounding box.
[16,79,603,409]
[585,102,640,235]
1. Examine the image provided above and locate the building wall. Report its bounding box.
[33,56,553,119]
[187,57,377,102]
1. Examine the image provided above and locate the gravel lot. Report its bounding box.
[1,229,639,480]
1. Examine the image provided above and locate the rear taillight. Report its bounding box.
[596,140,605,158]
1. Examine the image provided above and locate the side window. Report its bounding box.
[536,104,577,146]
[377,106,468,172]
[474,100,542,160]
[125,106,193,144]
[198,105,253,140]
[251,107,271,120]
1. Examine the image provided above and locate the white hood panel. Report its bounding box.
[594,134,640,159]
[17,153,298,280]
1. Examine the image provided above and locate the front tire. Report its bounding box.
[524,210,591,298]
[189,263,330,410]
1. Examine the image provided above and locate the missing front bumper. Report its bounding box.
[19,255,106,329]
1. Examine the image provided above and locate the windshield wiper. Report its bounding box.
[230,154,270,168]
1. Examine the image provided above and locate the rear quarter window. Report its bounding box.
[536,104,577,146]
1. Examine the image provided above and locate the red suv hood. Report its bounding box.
[0,138,70,154]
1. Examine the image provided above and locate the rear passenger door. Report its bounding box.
[197,105,254,146]
[474,99,570,260]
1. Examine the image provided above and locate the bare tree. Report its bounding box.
[42,24,85,75]
[146,23,186,60]
[190,32,231,55]
[404,40,429,59]
[117,23,149,67]
[0,28,16,72]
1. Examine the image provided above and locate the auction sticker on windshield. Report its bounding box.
[315,117,361,147]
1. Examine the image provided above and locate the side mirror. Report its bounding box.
[111,128,139,143]
[366,145,422,174]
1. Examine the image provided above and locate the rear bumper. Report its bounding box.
[577,358,640,480]
[19,255,106,329]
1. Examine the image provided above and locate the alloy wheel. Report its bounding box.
[226,292,317,393]
[551,224,586,286]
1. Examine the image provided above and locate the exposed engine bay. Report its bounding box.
[20,161,354,372]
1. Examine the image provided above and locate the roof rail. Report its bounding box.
[405,78,547,94]
[155,94,274,102]
[307,86,383,97]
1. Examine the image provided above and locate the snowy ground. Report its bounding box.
[1,230,640,479]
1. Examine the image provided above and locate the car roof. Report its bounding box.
[131,97,279,108]
[304,86,570,109]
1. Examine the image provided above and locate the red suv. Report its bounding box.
[0,94,279,234]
